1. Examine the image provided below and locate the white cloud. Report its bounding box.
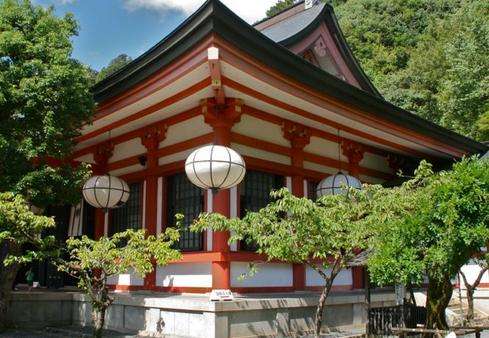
[123,0,280,23]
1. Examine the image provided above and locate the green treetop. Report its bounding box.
[0,0,94,206]
[367,157,489,329]
[191,188,372,336]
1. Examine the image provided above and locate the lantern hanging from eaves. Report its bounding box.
[185,145,246,192]
[82,175,130,209]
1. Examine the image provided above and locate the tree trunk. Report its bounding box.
[315,281,333,337]
[466,287,475,321]
[92,306,106,338]
[0,243,20,331]
[0,263,19,331]
[425,276,453,330]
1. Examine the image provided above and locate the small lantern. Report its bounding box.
[185,145,246,191]
[82,175,130,209]
[316,172,362,197]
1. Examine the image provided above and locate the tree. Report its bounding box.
[0,0,94,328]
[96,54,132,82]
[459,255,489,322]
[0,193,57,329]
[191,188,371,337]
[266,0,295,18]
[57,229,181,338]
[367,158,489,329]
[395,1,489,141]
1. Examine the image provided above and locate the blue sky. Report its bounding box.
[34,0,278,70]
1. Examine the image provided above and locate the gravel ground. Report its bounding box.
[0,326,138,338]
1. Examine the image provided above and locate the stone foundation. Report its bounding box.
[9,290,395,337]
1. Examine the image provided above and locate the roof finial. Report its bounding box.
[305,0,320,10]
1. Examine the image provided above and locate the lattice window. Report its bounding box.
[308,180,318,201]
[239,170,284,251]
[110,182,143,235]
[81,202,95,238]
[167,173,204,252]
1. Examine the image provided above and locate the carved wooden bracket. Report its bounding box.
[93,141,114,167]
[201,98,243,130]
[387,154,414,174]
[341,139,365,166]
[282,121,311,150]
[141,124,167,152]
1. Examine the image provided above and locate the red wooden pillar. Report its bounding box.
[283,122,310,291]
[342,140,366,289]
[202,98,242,289]
[92,142,114,240]
[141,125,167,289]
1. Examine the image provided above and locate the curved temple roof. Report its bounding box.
[256,1,380,96]
[92,0,488,157]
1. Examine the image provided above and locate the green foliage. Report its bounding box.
[96,54,132,82]
[59,228,181,285]
[57,229,181,337]
[0,0,94,206]
[191,187,372,334]
[335,0,489,141]
[266,0,295,18]
[193,188,369,267]
[265,0,489,141]
[0,192,56,266]
[367,158,489,287]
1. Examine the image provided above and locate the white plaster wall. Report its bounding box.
[305,266,352,287]
[107,268,145,286]
[110,138,147,163]
[158,147,202,166]
[304,137,347,162]
[231,143,291,165]
[360,153,392,174]
[303,161,336,176]
[156,177,163,235]
[459,262,489,288]
[156,263,212,288]
[109,164,145,177]
[160,115,212,148]
[233,115,289,147]
[230,262,293,287]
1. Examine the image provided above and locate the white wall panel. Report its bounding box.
[107,268,144,286]
[109,164,145,177]
[230,262,293,287]
[110,138,146,163]
[460,262,489,288]
[306,266,352,287]
[156,263,212,288]
[361,153,392,174]
[233,115,289,146]
[157,177,163,236]
[231,143,290,165]
[160,116,212,148]
[303,161,336,176]
[304,137,345,161]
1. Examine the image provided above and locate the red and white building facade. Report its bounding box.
[69,0,488,294]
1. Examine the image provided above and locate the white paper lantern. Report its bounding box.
[316,172,362,197]
[82,175,130,209]
[185,145,246,191]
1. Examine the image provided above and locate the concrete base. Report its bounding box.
[9,290,395,338]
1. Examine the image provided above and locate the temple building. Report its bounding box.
[67,0,486,295]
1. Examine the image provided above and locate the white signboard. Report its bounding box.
[395,284,406,305]
[209,289,234,302]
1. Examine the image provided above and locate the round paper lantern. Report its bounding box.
[82,175,130,209]
[185,145,246,191]
[316,172,362,197]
